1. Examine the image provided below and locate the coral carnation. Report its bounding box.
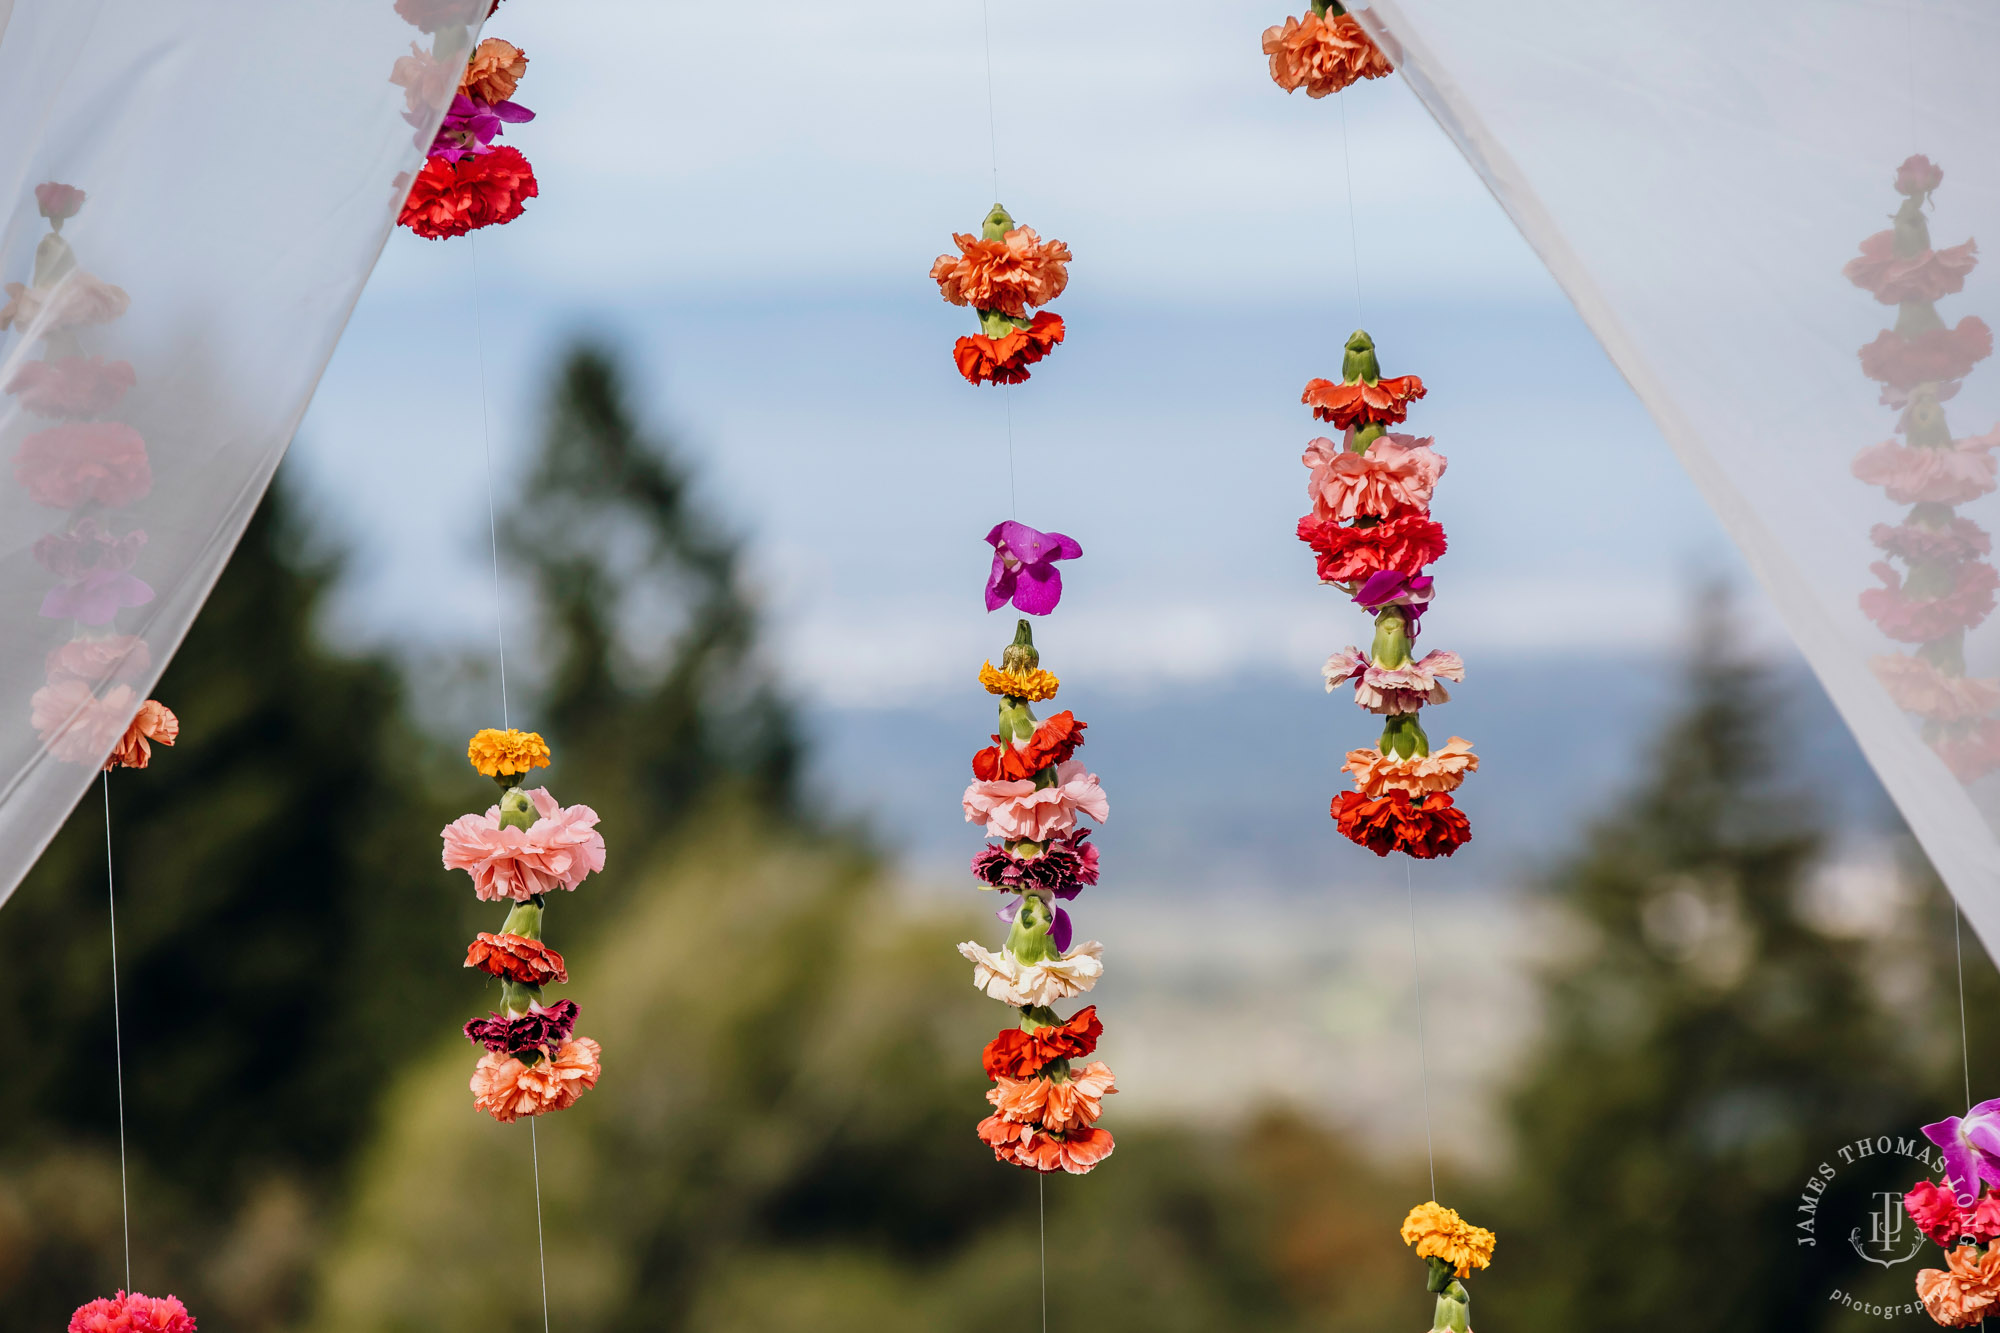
[963,759,1109,842]
[1400,1201,1496,1278]
[1303,433,1445,523]
[1845,232,1979,305]
[1297,512,1447,585]
[931,227,1070,317]
[1300,373,1426,430]
[399,145,538,239]
[1851,430,2000,506]
[1333,789,1471,859]
[15,421,150,508]
[1262,11,1392,97]
[105,700,177,770]
[464,931,568,986]
[1917,1244,2000,1328]
[987,1059,1116,1133]
[977,1116,1115,1174]
[441,786,606,901]
[952,311,1065,386]
[972,710,1087,781]
[68,1291,197,1333]
[1860,560,1999,641]
[8,355,136,417]
[1342,736,1477,797]
[31,680,154,768]
[978,660,1060,701]
[1860,319,1993,390]
[471,1035,602,1122]
[462,38,528,102]
[1872,655,2000,723]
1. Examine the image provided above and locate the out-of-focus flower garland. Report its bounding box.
[1904,1104,2000,1326]
[1299,331,1474,859]
[12,184,179,774]
[445,728,605,1121]
[1846,154,2000,782]
[1261,1,1392,98]
[957,528,1115,1171]
[931,206,1071,386]
[393,0,539,240]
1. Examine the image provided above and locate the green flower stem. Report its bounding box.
[1006,892,1059,966]
[497,786,537,832]
[981,204,1015,240]
[1423,1257,1472,1333]
[499,897,544,941]
[498,980,543,1017]
[1381,712,1431,759]
[1371,607,1413,670]
[1341,329,1380,383]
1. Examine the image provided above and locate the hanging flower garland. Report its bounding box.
[10,182,179,773]
[959,520,1117,1174]
[1261,1,1393,98]
[1297,331,1474,858]
[1846,155,2000,782]
[1899,1103,2000,1326]
[394,1,540,240]
[1400,1202,1495,1333]
[931,205,1071,386]
[445,728,606,1121]
[67,1291,197,1333]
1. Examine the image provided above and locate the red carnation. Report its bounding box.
[1860,560,2000,642]
[1332,789,1470,859]
[1872,516,1992,566]
[1297,512,1448,585]
[464,931,567,986]
[1300,374,1426,430]
[953,312,1065,386]
[399,146,539,240]
[982,1005,1104,1080]
[1859,319,1993,390]
[1935,719,2000,784]
[972,710,1088,781]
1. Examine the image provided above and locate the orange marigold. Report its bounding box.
[953,311,1066,386]
[467,727,551,778]
[931,227,1071,318]
[1301,373,1426,429]
[1262,10,1393,98]
[979,661,1060,702]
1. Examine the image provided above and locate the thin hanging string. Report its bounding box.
[980,0,1000,198]
[466,234,545,1326]
[531,1120,552,1333]
[1405,861,1437,1202]
[1004,387,1018,519]
[1338,94,1364,323]
[1956,902,1973,1110]
[102,773,131,1293]
[468,235,510,729]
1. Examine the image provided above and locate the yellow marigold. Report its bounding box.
[1400,1201,1495,1278]
[467,727,552,778]
[979,661,1060,702]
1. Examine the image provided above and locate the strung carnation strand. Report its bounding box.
[1848,155,2000,782]
[1296,330,1475,858]
[394,2,541,239]
[931,206,1072,386]
[442,730,605,1122]
[1261,1,1393,99]
[1906,1104,2000,1325]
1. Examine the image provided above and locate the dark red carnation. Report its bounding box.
[1331,789,1470,859]
[1296,512,1448,585]
[1860,560,1999,642]
[464,998,579,1056]
[970,828,1099,894]
[982,1005,1103,1080]
[1859,319,1993,390]
[972,710,1087,781]
[399,146,539,240]
[953,312,1064,386]
[1872,515,1992,566]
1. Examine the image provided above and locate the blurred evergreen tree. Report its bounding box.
[1475,598,1997,1330]
[0,487,471,1331]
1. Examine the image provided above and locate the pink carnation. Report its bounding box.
[45,634,151,685]
[1861,561,1999,642]
[1873,654,2000,723]
[1303,433,1445,523]
[8,355,136,417]
[1323,647,1464,715]
[1859,320,1993,390]
[15,421,151,509]
[1851,430,2000,506]
[441,787,606,902]
[68,1290,195,1333]
[1844,232,1979,305]
[31,677,141,766]
[1936,719,2000,784]
[962,758,1109,843]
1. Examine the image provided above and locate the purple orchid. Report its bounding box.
[984,521,1082,616]
[1926,1100,2000,1203]
[1353,569,1434,635]
[998,895,1073,952]
[41,569,152,626]
[428,93,535,162]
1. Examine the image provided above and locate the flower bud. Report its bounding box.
[497,786,537,832]
[1005,891,1059,965]
[32,233,75,288]
[981,203,1016,240]
[499,897,544,941]
[1371,607,1413,669]
[997,697,1039,745]
[1341,328,1382,384]
[1000,619,1041,673]
[1891,196,1932,261]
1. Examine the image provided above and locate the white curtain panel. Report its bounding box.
[0,0,485,905]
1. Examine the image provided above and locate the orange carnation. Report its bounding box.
[105,700,177,771]
[988,1060,1117,1134]
[972,710,1088,781]
[461,38,527,102]
[953,312,1065,386]
[1917,1245,2000,1328]
[932,228,1071,318]
[1342,736,1476,797]
[1262,10,1393,98]
[978,1116,1116,1175]
[471,1035,602,1123]
[1301,373,1426,430]
[464,931,568,986]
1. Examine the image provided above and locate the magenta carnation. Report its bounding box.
[440,786,606,902]
[69,1291,196,1333]
[1872,515,1992,566]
